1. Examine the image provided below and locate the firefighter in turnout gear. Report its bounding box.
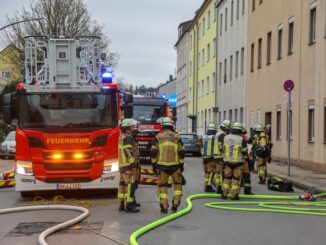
[118,119,140,213]
[202,123,217,192]
[222,122,248,200]
[150,117,185,213]
[131,119,141,207]
[252,124,272,184]
[241,125,254,195]
[213,120,231,194]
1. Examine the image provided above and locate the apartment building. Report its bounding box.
[247,0,326,171]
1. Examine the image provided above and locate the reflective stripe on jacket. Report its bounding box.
[202,135,215,159]
[118,131,136,167]
[214,130,225,159]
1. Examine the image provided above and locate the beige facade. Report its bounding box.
[247,0,326,172]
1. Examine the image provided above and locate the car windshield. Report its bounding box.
[5,132,15,141]
[133,105,163,123]
[18,92,117,130]
[180,134,197,142]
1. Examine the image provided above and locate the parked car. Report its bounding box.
[180,133,202,157]
[0,131,16,159]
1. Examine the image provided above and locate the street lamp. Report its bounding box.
[0,18,45,32]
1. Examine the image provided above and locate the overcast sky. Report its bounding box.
[0,0,204,87]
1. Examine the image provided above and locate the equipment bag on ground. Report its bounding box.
[267,176,294,192]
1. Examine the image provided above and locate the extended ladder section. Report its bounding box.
[24,36,110,92]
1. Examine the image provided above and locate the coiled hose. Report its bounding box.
[0,205,89,245]
[130,193,326,245]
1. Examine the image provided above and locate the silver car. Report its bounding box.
[0,131,16,159]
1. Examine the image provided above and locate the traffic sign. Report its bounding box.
[284,80,295,92]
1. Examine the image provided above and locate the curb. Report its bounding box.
[267,170,326,194]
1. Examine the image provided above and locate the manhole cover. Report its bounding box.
[5,222,103,237]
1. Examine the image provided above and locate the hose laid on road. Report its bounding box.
[129,193,326,245]
[0,205,89,245]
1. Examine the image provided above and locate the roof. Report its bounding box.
[174,20,193,47]
[188,0,214,30]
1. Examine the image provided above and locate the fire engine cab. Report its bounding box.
[2,36,132,197]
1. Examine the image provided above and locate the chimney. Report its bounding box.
[169,75,173,81]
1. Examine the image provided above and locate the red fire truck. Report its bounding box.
[2,36,132,197]
[125,96,169,164]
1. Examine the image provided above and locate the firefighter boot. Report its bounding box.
[231,194,240,200]
[125,202,140,213]
[244,187,254,195]
[119,202,125,212]
[160,204,168,214]
[204,185,215,193]
[134,199,141,207]
[171,201,179,213]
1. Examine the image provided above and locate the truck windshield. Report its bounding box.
[133,105,163,123]
[18,93,117,129]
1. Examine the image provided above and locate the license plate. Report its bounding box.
[138,141,148,145]
[57,183,81,190]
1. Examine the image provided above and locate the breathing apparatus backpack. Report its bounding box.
[255,132,271,158]
[267,176,294,192]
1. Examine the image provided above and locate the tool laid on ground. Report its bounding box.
[129,193,326,245]
[299,189,317,201]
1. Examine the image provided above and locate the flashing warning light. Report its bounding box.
[52,153,63,160]
[73,153,84,159]
[102,72,112,78]
[102,71,113,83]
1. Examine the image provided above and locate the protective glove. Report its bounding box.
[179,164,184,173]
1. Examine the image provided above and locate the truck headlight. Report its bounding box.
[16,162,33,176]
[103,159,119,173]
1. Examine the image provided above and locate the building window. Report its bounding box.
[258,38,262,69]
[259,0,263,4]
[252,0,256,12]
[203,18,206,36]
[230,55,233,81]
[231,1,234,26]
[189,61,192,76]
[257,110,261,124]
[250,111,254,128]
[208,10,211,29]
[250,43,255,72]
[229,109,233,121]
[278,27,283,59]
[235,108,238,121]
[288,18,294,54]
[235,50,239,77]
[242,0,245,15]
[267,32,272,65]
[219,62,222,85]
[308,107,315,142]
[223,110,226,121]
[219,112,221,124]
[220,13,223,36]
[309,4,317,44]
[276,110,281,139]
[224,58,227,83]
[236,0,240,20]
[213,38,216,57]
[240,108,244,123]
[212,72,216,90]
[202,49,205,66]
[241,47,245,75]
[225,8,228,32]
[207,44,210,62]
[206,76,210,94]
[189,87,192,101]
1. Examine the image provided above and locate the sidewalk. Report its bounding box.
[267,161,326,194]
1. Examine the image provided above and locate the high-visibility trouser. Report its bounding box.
[242,160,251,189]
[134,162,141,190]
[256,157,268,181]
[157,168,182,209]
[223,163,243,198]
[214,159,224,189]
[118,167,137,205]
[203,159,215,187]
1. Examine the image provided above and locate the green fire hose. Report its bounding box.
[130,193,326,245]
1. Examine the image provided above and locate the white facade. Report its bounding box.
[176,21,191,133]
[216,0,247,125]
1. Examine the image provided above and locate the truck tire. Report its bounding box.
[20,191,34,198]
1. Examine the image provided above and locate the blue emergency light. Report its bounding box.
[102,71,112,83]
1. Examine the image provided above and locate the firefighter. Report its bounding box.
[265,124,272,163]
[213,120,231,194]
[252,124,272,184]
[241,125,254,195]
[222,122,248,200]
[131,118,141,207]
[150,117,185,213]
[202,122,217,192]
[118,118,140,213]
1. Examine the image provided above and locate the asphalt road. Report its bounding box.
[0,158,325,245]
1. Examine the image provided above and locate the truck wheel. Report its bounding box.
[20,191,34,198]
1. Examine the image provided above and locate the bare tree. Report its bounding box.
[1,0,119,76]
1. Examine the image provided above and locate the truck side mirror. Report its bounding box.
[2,93,13,125]
[124,93,133,104]
[124,105,133,118]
